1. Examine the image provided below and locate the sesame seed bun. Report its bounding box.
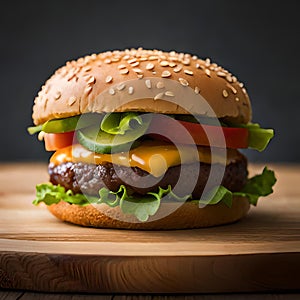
[32,48,251,125]
[47,196,250,230]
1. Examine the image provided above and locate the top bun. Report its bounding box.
[32,48,251,125]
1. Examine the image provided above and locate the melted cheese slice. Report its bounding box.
[50,141,239,177]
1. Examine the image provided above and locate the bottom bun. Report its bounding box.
[48,196,250,230]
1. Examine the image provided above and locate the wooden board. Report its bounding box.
[0,163,299,293]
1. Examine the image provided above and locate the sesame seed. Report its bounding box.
[85,86,92,95]
[123,55,130,60]
[235,97,240,102]
[109,88,115,95]
[131,61,140,67]
[222,90,229,98]
[182,58,190,65]
[105,75,113,83]
[196,63,200,69]
[148,55,158,61]
[132,68,143,74]
[83,66,92,72]
[145,79,152,89]
[111,57,120,62]
[152,71,156,75]
[192,55,198,60]
[128,58,137,64]
[179,78,189,86]
[205,58,211,66]
[104,59,111,64]
[239,82,244,88]
[154,92,164,100]
[156,81,165,89]
[137,74,144,79]
[173,65,183,73]
[68,96,77,106]
[74,67,80,74]
[38,131,45,141]
[165,91,174,97]
[118,64,127,69]
[232,76,237,83]
[67,73,76,81]
[160,60,169,67]
[91,54,97,60]
[43,98,48,109]
[242,88,247,94]
[146,63,154,70]
[184,69,193,76]
[161,70,171,78]
[226,75,233,82]
[205,69,211,77]
[119,68,129,75]
[168,56,178,62]
[217,71,226,77]
[54,91,61,100]
[226,84,237,94]
[128,86,134,94]
[139,57,148,61]
[194,86,200,94]
[117,83,126,91]
[87,76,96,85]
[169,62,176,67]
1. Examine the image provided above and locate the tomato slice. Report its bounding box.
[44,131,75,151]
[148,116,248,149]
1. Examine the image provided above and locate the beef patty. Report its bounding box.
[49,154,248,198]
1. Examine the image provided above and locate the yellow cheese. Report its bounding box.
[50,141,239,177]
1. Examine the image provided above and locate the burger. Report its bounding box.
[28,48,276,229]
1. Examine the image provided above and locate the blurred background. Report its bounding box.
[1,0,299,162]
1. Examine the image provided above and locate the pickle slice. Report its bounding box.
[76,115,151,154]
[42,114,102,133]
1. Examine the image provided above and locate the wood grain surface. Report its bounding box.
[0,163,299,294]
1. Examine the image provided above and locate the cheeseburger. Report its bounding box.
[28,48,276,229]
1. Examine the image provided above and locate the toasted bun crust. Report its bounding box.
[32,48,251,125]
[47,196,250,230]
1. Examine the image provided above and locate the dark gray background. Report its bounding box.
[1,0,299,162]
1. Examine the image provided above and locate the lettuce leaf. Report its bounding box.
[33,168,276,222]
[234,166,277,205]
[100,112,143,135]
[33,183,98,206]
[238,123,274,152]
